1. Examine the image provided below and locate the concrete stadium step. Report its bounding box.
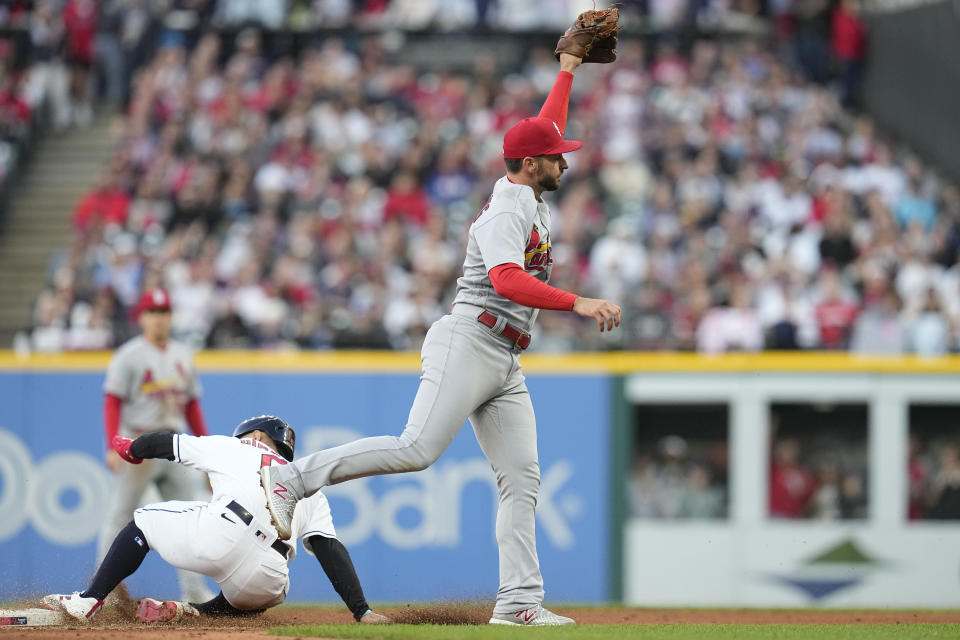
[0,276,48,290]
[0,277,47,288]
[3,212,77,226]
[17,169,107,184]
[1,224,73,237]
[7,197,84,210]
[0,284,48,298]
[0,110,116,346]
[0,224,71,235]
[11,181,96,194]
[0,247,71,262]
[0,269,48,283]
[2,216,73,228]
[0,302,43,316]
[0,280,47,291]
[0,251,63,264]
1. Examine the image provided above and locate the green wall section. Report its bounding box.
[609,375,631,602]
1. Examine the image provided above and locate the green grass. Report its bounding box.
[272,623,960,640]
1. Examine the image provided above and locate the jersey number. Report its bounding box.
[260,454,287,468]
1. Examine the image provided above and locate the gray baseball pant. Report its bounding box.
[289,306,543,613]
[97,458,213,601]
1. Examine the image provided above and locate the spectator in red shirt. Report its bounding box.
[73,171,130,233]
[0,72,32,129]
[770,437,817,518]
[832,0,867,107]
[382,171,430,227]
[814,269,859,349]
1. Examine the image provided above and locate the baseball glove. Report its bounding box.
[555,6,620,64]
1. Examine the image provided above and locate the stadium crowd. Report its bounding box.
[768,429,960,522]
[628,411,873,522]
[768,433,868,520]
[628,433,728,520]
[909,433,960,521]
[0,0,168,224]
[15,1,960,355]
[627,411,960,522]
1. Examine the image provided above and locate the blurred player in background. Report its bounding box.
[98,288,214,603]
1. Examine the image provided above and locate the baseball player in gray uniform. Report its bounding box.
[99,288,214,603]
[260,53,621,626]
[44,416,390,625]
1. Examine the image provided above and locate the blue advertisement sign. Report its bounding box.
[0,370,609,604]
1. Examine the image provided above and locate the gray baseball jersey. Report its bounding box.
[103,336,201,437]
[275,176,559,615]
[453,176,554,334]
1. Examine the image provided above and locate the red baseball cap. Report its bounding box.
[137,288,171,313]
[502,117,583,159]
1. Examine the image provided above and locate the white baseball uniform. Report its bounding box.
[134,436,336,610]
[99,335,210,601]
[279,176,551,613]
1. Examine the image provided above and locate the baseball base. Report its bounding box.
[0,608,67,626]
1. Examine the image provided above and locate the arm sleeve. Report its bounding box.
[185,398,208,436]
[130,432,175,460]
[489,263,577,310]
[305,535,370,621]
[537,70,574,134]
[104,394,122,444]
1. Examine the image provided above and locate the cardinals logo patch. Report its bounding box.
[524,224,552,272]
[140,368,179,395]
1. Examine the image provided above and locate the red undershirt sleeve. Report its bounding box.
[538,71,574,134]
[489,263,577,311]
[185,398,209,436]
[104,393,122,446]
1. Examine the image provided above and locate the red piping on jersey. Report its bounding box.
[104,393,122,445]
[488,263,577,310]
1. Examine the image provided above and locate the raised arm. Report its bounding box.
[537,54,582,134]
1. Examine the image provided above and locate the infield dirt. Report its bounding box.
[3,602,960,639]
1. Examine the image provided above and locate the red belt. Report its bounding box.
[477,311,531,351]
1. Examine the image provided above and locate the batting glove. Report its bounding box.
[112,435,144,464]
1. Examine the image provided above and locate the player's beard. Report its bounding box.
[535,163,561,192]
